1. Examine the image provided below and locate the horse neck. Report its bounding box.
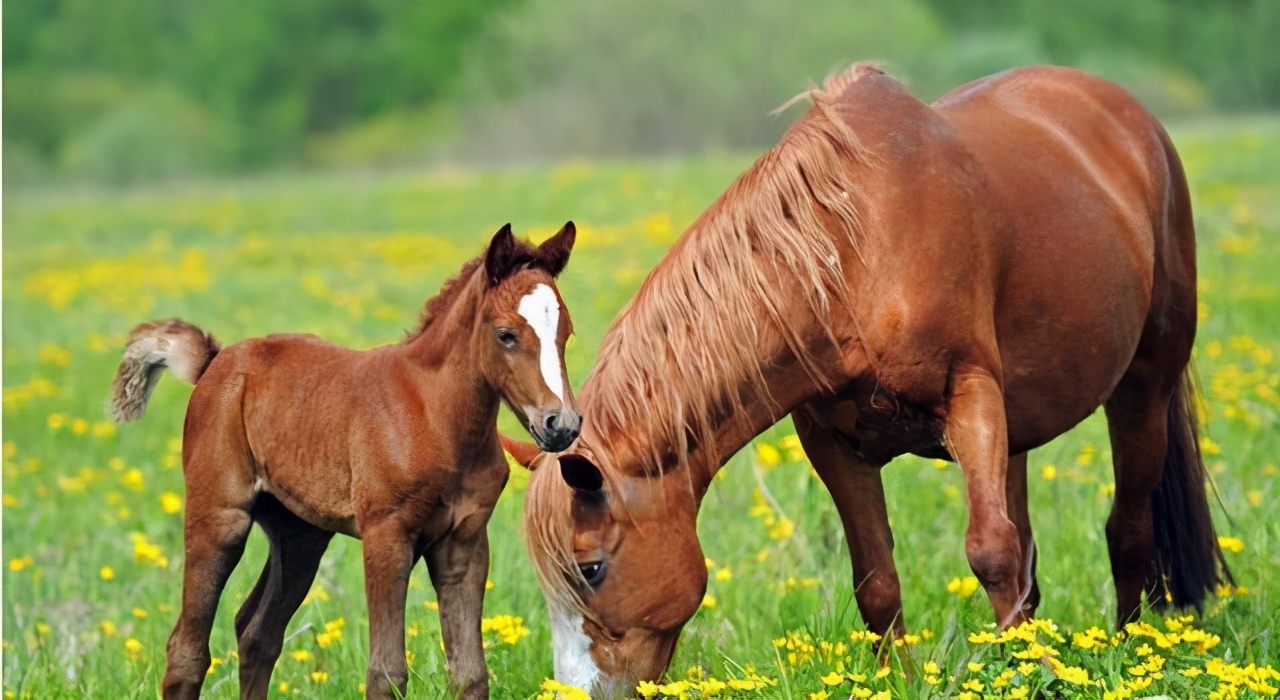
[399,274,501,440]
[581,297,841,502]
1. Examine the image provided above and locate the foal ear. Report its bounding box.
[559,453,604,492]
[484,223,520,288]
[535,221,576,278]
[500,434,543,470]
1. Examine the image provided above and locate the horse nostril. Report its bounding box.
[543,413,558,432]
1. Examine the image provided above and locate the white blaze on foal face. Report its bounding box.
[518,283,565,401]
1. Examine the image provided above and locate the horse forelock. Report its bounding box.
[575,66,875,481]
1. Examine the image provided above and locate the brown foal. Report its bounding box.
[109,223,580,700]
[511,65,1230,696]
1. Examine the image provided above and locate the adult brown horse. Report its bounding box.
[109,223,580,700]
[508,65,1231,695]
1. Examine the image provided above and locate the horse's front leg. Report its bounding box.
[425,526,491,700]
[794,408,905,639]
[362,520,416,700]
[945,368,1027,628]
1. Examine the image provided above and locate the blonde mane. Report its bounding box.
[526,64,879,612]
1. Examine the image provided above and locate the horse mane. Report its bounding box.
[581,63,877,477]
[525,63,879,614]
[404,235,542,342]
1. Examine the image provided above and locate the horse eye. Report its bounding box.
[578,561,606,587]
[497,330,518,348]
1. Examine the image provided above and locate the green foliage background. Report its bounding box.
[5,0,1279,185]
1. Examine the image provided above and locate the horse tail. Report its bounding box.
[1150,370,1233,610]
[109,319,220,423]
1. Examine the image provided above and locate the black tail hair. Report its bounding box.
[1149,371,1233,610]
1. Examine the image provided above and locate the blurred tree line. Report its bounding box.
[5,0,1278,186]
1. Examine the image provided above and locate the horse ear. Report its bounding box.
[559,453,604,492]
[484,223,519,287]
[535,221,576,278]
[500,434,543,470]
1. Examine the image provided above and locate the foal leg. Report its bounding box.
[1006,452,1040,618]
[945,369,1026,628]
[1103,370,1171,625]
[163,498,254,699]
[235,497,333,700]
[794,409,904,638]
[426,529,491,699]
[362,520,416,700]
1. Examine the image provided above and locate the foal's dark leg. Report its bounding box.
[1005,452,1041,617]
[426,528,491,700]
[235,497,332,700]
[163,498,253,700]
[362,520,416,700]
[794,409,905,638]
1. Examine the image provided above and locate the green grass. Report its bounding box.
[4,117,1279,699]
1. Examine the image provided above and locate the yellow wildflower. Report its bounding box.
[100,566,115,581]
[1218,536,1245,553]
[820,672,844,686]
[160,492,183,514]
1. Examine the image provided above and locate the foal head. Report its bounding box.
[478,222,580,453]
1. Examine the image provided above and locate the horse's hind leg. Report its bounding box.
[235,496,332,700]
[1006,452,1041,617]
[794,408,905,638]
[1103,363,1176,625]
[163,470,254,699]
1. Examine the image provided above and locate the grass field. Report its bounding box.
[4,117,1279,699]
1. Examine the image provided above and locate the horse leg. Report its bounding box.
[163,497,253,699]
[794,409,904,638]
[944,369,1026,628]
[235,497,332,700]
[1006,452,1040,618]
[1103,368,1173,625]
[425,529,491,699]
[362,521,416,700]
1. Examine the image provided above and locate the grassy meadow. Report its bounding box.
[4,118,1280,699]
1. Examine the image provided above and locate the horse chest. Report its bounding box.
[810,389,946,465]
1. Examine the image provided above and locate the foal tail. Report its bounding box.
[109,319,220,423]
[1150,370,1233,610]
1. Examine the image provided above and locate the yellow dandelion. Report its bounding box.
[160,491,183,515]
[701,594,717,609]
[72,418,90,435]
[124,638,143,659]
[122,469,145,491]
[755,443,781,467]
[1041,464,1058,481]
[92,421,117,439]
[101,620,118,636]
[947,576,980,598]
[100,566,115,581]
[1218,536,1245,553]
[820,671,844,686]
[310,671,328,683]
[290,649,313,662]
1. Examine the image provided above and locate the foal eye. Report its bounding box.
[578,561,606,587]
[497,330,519,348]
